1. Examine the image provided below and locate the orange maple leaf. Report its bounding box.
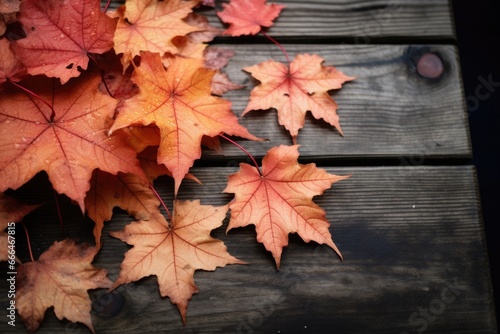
[243,53,354,143]
[224,145,349,269]
[85,146,201,248]
[0,38,26,87]
[137,146,201,184]
[111,0,201,69]
[16,239,112,333]
[217,0,285,36]
[110,200,244,324]
[109,51,260,194]
[11,0,117,84]
[121,125,161,153]
[85,170,160,249]
[161,12,222,66]
[0,73,145,211]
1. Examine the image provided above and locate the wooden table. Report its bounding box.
[1,0,497,333]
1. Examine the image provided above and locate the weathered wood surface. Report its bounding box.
[211,0,455,39]
[203,44,471,161]
[107,0,455,39]
[100,1,468,160]
[0,166,495,333]
[1,0,495,333]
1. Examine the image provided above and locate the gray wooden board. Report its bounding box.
[105,0,455,39]
[0,166,496,333]
[207,0,455,39]
[202,44,471,161]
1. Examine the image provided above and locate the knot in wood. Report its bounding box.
[417,53,444,79]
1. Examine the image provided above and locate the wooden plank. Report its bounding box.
[207,0,455,39]
[204,44,471,161]
[1,166,496,333]
[105,0,455,39]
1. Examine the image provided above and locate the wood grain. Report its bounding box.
[0,166,495,333]
[105,0,455,39]
[1,1,493,333]
[203,44,471,161]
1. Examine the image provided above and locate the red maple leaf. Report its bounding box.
[0,73,145,211]
[217,0,285,36]
[11,0,117,84]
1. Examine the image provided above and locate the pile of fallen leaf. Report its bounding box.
[0,0,353,331]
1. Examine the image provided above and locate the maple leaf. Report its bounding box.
[106,127,201,182]
[211,71,245,95]
[243,53,354,143]
[162,35,207,67]
[204,46,245,95]
[0,192,40,228]
[121,125,161,153]
[204,46,236,70]
[0,0,20,36]
[16,239,112,333]
[201,136,223,155]
[224,145,349,269]
[110,200,244,324]
[161,13,221,67]
[85,147,201,248]
[85,170,160,249]
[0,38,26,86]
[0,73,145,211]
[109,51,260,194]
[137,146,201,184]
[111,0,201,70]
[0,192,40,263]
[0,0,20,14]
[184,13,222,44]
[217,0,285,36]
[11,0,117,84]
[97,51,139,102]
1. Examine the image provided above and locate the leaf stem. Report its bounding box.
[53,189,65,232]
[10,80,57,121]
[21,222,35,262]
[261,31,290,64]
[102,0,112,13]
[88,53,114,98]
[219,134,262,176]
[148,183,172,221]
